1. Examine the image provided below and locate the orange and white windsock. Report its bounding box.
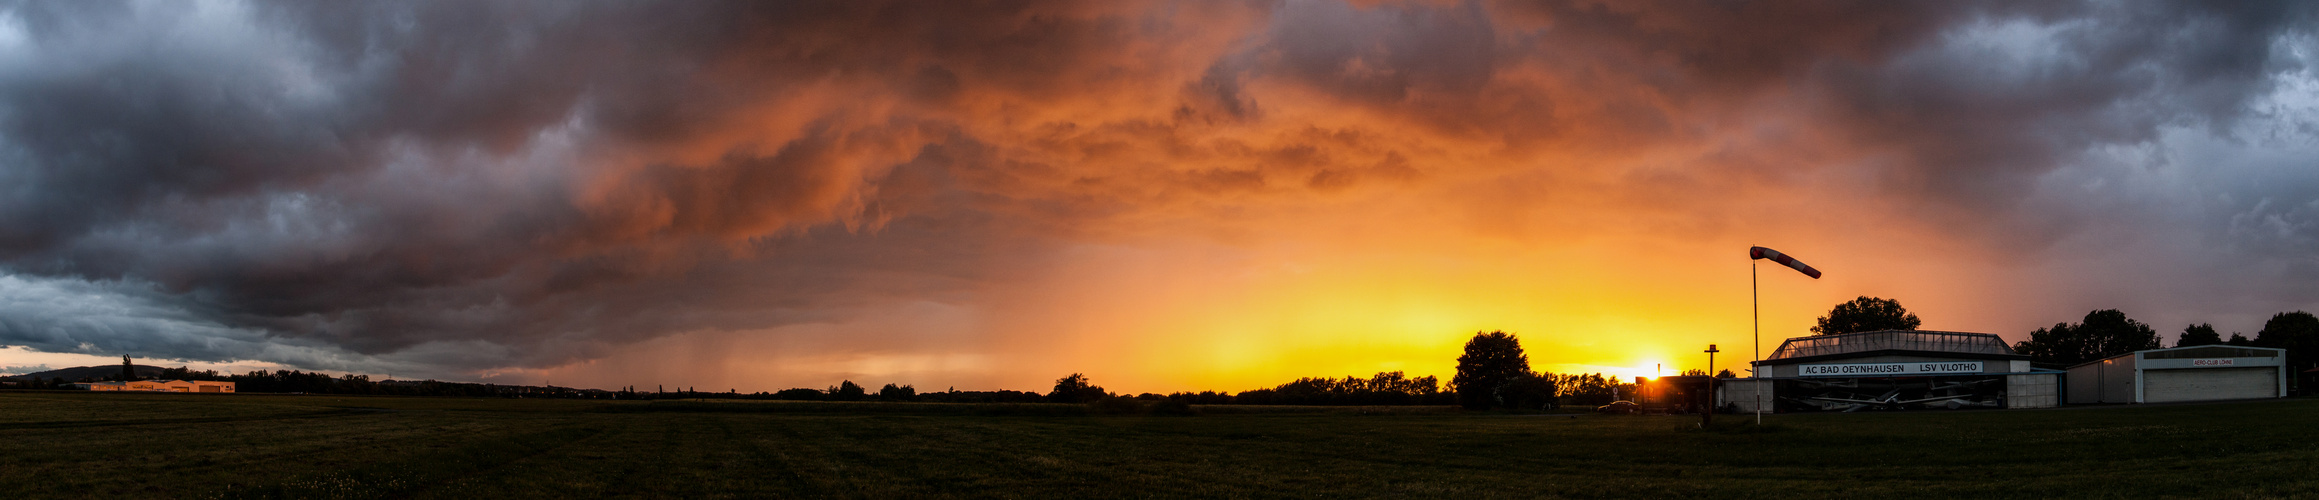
[1749,246,1822,279]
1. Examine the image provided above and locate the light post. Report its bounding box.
[1705,344,1718,376]
[1704,344,1720,427]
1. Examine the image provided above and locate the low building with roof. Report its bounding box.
[1720,330,2061,412]
[2064,345,2287,404]
[76,379,236,393]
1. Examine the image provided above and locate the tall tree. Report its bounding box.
[2013,309,2161,367]
[2176,323,2223,347]
[1452,331,1531,410]
[1811,296,1923,335]
[119,355,135,382]
[2255,311,2319,376]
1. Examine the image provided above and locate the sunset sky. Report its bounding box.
[2,1,2317,394]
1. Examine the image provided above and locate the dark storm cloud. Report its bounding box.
[0,0,2312,374]
[1808,1,2316,211]
[0,0,1232,368]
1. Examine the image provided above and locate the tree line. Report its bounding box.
[1153,332,1634,410]
[5,365,624,399]
[6,335,1634,410]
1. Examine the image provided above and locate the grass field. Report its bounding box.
[2,391,2314,498]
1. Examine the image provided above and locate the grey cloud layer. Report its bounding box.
[0,0,2313,374]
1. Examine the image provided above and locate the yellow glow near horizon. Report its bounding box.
[1016,223,1817,394]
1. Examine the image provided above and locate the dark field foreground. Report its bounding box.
[2,392,2314,498]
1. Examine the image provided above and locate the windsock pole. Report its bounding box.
[1745,245,1818,425]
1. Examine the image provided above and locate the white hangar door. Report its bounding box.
[2142,368,2277,403]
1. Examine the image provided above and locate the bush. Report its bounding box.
[1088,396,1145,415]
[1148,399,1197,416]
[773,388,825,400]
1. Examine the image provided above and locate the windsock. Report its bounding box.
[1749,246,1822,279]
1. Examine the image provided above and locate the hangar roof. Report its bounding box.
[1762,330,2021,364]
[2134,345,2281,359]
[2064,344,2286,369]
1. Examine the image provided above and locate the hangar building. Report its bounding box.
[75,379,236,393]
[2064,345,2287,404]
[1722,330,2061,412]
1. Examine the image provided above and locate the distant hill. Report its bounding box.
[1,365,173,382]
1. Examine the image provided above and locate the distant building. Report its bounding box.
[76,379,236,393]
[2065,345,2287,404]
[1722,330,2062,412]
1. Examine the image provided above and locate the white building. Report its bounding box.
[1722,330,2061,412]
[2064,345,2287,404]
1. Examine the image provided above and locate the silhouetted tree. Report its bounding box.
[878,383,917,401]
[1048,373,1106,403]
[918,389,1045,404]
[1551,373,1622,407]
[2176,323,2223,347]
[773,388,824,400]
[1452,331,1531,409]
[1679,369,1706,376]
[119,355,135,382]
[1812,296,1922,335]
[1240,371,1446,406]
[1714,369,1736,379]
[157,366,224,381]
[2227,332,2256,346]
[2255,311,2319,383]
[1501,372,1558,410]
[829,380,867,401]
[2013,309,2161,367]
[1165,390,1236,405]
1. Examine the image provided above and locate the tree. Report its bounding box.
[2176,323,2223,347]
[1048,373,1106,404]
[878,383,917,401]
[119,355,135,382]
[1501,372,1558,410]
[2012,309,2161,367]
[828,380,867,401]
[1451,330,1531,410]
[2255,311,2319,377]
[1811,296,1922,335]
[1714,369,1736,379]
[2226,332,2256,346]
[1549,373,1621,407]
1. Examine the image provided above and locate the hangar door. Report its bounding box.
[2143,368,2277,403]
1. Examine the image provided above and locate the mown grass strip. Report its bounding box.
[205,425,606,500]
[0,407,383,430]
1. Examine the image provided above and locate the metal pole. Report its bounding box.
[1754,258,1762,425]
